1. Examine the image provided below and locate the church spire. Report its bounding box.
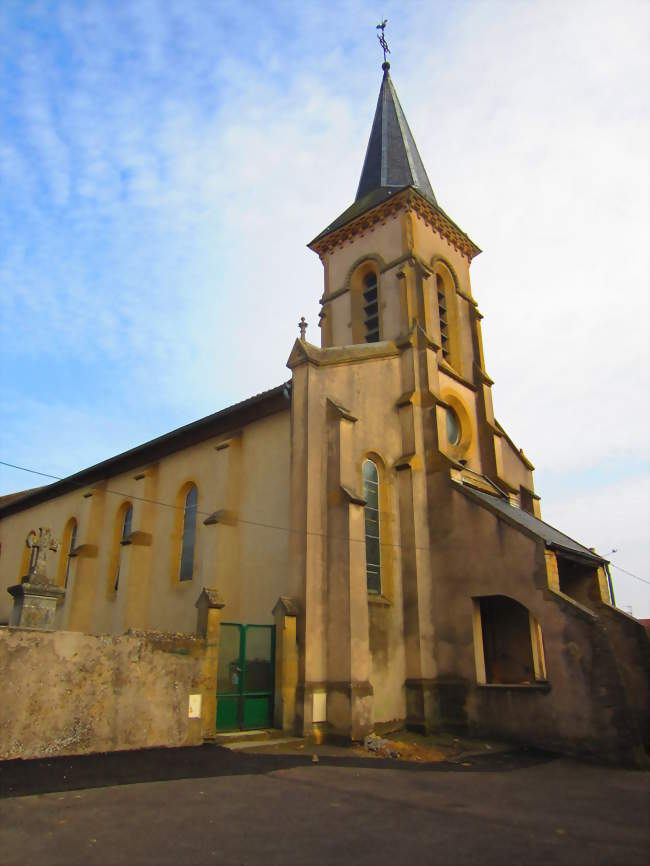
[355,62,437,206]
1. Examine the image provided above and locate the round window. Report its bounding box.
[446,407,461,445]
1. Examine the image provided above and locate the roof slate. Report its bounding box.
[458,485,605,564]
[310,65,468,248]
[356,64,437,205]
[0,383,291,518]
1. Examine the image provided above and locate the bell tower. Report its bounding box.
[307,59,538,510]
[309,61,481,370]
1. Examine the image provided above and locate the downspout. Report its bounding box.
[604,562,616,606]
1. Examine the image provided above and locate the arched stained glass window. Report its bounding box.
[114,505,132,592]
[179,485,198,582]
[363,460,381,594]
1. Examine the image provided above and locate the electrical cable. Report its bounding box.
[1,459,649,583]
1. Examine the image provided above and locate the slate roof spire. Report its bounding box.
[355,61,437,206]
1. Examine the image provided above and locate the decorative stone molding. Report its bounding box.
[125,530,152,546]
[340,485,366,506]
[69,543,98,558]
[202,509,237,527]
[8,582,66,630]
[438,359,479,392]
[395,391,415,407]
[309,188,481,262]
[195,587,225,613]
[287,337,400,370]
[272,596,300,617]
[326,398,358,423]
[395,322,439,353]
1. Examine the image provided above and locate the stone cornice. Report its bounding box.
[494,419,535,470]
[340,485,366,506]
[395,322,439,353]
[438,361,478,392]
[203,509,237,527]
[273,595,300,617]
[406,191,482,261]
[309,188,481,262]
[327,398,358,422]
[287,338,400,370]
[473,362,494,387]
[320,251,477,307]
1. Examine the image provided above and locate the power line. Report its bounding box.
[0,459,392,549]
[1,461,62,482]
[2,459,650,582]
[608,562,650,587]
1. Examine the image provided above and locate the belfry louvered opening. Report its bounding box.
[436,274,450,361]
[363,272,380,342]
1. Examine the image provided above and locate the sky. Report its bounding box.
[1,0,648,615]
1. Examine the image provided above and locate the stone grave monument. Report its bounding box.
[7,527,65,629]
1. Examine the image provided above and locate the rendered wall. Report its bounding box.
[0,409,292,635]
[0,627,205,760]
[430,485,649,766]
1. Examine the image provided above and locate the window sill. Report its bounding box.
[172,577,196,590]
[477,681,551,692]
[368,594,392,607]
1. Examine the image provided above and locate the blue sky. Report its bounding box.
[1,0,648,614]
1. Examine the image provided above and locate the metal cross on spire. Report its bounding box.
[376,19,390,64]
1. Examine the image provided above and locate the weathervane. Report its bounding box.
[376,19,390,64]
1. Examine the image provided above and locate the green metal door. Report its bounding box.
[216,623,275,732]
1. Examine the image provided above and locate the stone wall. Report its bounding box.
[0,627,207,760]
[469,595,650,767]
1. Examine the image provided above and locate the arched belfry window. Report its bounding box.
[114,505,132,591]
[363,460,381,594]
[436,274,450,361]
[179,485,198,582]
[363,273,380,343]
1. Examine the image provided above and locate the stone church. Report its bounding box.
[1,61,647,764]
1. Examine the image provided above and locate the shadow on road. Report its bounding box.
[0,743,557,799]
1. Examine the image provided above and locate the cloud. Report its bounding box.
[0,0,648,606]
[543,471,650,617]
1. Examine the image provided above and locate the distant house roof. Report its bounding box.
[0,383,291,518]
[456,484,605,565]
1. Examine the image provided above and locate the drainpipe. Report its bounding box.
[604,562,616,606]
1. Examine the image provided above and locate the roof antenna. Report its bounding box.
[376,19,390,72]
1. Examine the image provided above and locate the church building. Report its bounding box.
[1,60,647,764]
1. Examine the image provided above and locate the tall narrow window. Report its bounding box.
[179,485,198,582]
[57,518,78,588]
[363,273,380,343]
[436,275,450,361]
[114,505,132,591]
[20,530,37,578]
[363,460,381,594]
[65,520,77,587]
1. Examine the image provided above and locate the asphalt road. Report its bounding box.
[1,746,648,866]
